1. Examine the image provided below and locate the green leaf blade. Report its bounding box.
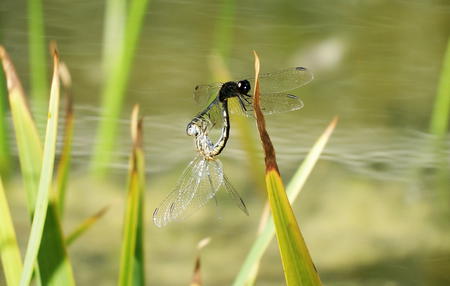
[0,66,12,178]
[38,203,76,286]
[430,37,450,136]
[1,46,43,211]
[118,106,146,286]
[233,118,337,286]
[0,177,23,286]
[66,206,109,246]
[27,0,48,117]
[251,52,322,286]
[53,96,74,217]
[2,44,76,286]
[20,51,75,286]
[265,171,321,285]
[91,0,151,175]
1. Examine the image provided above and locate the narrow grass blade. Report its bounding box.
[39,53,77,286]
[190,238,210,286]
[428,38,450,213]
[0,66,12,178]
[19,50,63,286]
[91,0,150,175]
[251,51,322,286]
[429,37,450,136]
[27,0,48,117]
[118,105,146,286]
[102,0,125,76]
[0,46,42,211]
[191,257,202,286]
[233,118,337,286]
[212,0,235,60]
[0,176,23,286]
[54,62,74,217]
[2,45,76,286]
[66,206,109,246]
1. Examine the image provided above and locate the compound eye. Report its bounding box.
[237,80,251,94]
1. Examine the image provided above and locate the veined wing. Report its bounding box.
[246,66,313,94]
[193,82,222,107]
[192,98,225,131]
[232,93,304,117]
[193,67,312,106]
[153,156,224,227]
[200,92,304,120]
[222,174,248,215]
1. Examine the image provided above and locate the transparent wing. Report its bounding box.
[222,174,249,215]
[245,67,314,94]
[192,98,224,131]
[193,67,312,106]
[153,156,224,227]
[232,93,304,117]
[193,83,222,107]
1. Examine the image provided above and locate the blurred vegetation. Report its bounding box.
[0,45,334,285]
[430,38,450,138]
[90,0,150,175]
[0,176,22,286]
[0,0,449,285]
[0,66,11,178]
[118,106,146,286]
[209,0,265,193]
[252,52,322,285]
[233,116,337,286]
[27,0,48,120]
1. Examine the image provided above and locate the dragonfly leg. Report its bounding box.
[239,94,254,112]
[237,95,251,112]
[242,93,252,104]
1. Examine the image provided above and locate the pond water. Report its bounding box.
[1,0,450,285]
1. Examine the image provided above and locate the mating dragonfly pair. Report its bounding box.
[153,67,314,227]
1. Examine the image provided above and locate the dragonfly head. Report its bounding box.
[237,80,251,95]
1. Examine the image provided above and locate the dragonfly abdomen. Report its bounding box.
[187,100,231,159]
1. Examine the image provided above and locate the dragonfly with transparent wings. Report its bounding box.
[153,66,313,227]
[193,66,314,128]
[153,111,248,227]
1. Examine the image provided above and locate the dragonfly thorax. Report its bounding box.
[218,80,250,102]
[218,82,239,102]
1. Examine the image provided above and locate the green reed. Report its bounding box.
[18,50,76,286]
[90,0,150,176]
[430,38,450,137]
[118,105,146,286]
[27,0,48,119]
[0,0,337,282]
[0,176,22,286]
[0,66,11,178]
[0,48,146,286]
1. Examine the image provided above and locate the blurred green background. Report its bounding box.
[1,0,449,285]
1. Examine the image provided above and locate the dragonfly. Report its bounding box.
[152,109,248,227]
[193,66,314,128]
[187,66,314,156]
[153,66,313,227]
